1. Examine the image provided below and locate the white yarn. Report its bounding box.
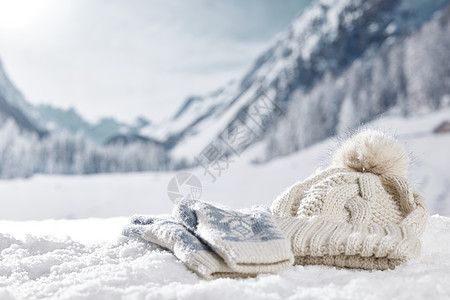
[272,130,428,270]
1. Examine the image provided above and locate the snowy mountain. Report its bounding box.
[0,60,167,178]
[0,59,47,137]
[37,105,151,144]
[144,0,450,164]
[0,58,151,144]
[1,0,450,178]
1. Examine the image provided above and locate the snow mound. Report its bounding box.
[0,215,449,300]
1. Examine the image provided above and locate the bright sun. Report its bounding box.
[0,0,54,31]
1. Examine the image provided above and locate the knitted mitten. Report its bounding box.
[173,200,294,274]
[123,215,237,279]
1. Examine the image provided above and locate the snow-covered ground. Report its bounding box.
[0,215,449,300]
[1,109,450,299]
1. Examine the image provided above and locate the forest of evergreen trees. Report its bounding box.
[0,119,169,178]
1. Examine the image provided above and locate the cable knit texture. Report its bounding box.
[271,129,428,270]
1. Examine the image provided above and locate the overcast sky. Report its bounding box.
[0,0,311,123]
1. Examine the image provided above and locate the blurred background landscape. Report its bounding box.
[0,0,450,221]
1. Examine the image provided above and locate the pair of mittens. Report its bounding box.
[123,200,293,279]
[123,214,237,279]
[173,200,294,274]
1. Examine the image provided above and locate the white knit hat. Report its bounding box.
[271,129,429,270]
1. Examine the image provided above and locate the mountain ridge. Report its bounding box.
[0,58,152,144]
[1,0,450,177]
[147,0,450,164]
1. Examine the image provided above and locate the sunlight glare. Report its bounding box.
[0,0,54,31]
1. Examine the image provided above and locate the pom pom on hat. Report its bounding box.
[331,129,410,177]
